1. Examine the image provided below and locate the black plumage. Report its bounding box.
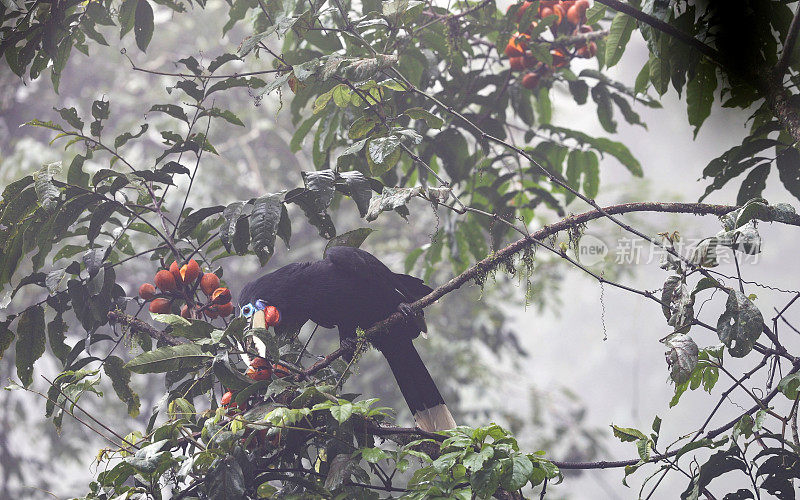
[238,246,456,431]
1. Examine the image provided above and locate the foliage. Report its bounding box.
[2,0,800,498]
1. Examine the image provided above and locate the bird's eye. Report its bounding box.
[241,303,254,318]
[255,299,268,311]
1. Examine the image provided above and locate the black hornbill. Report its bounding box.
[237,246,456,432]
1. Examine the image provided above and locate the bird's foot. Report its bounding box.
[398,302,428,333]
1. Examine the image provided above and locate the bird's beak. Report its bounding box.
[252,309,266,329]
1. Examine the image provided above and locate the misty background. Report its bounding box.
[1,1,799,498]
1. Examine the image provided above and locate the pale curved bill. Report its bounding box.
[251,309,266,329]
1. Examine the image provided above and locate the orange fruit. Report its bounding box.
[211,287,231,305]
[180,259,200,284]
[216,302,234,317]
[246,357,273,381]
[169,261,183,285]
[138,283,156,301]
[504,33,530,57]
[154,270,177,292]
[149,298,172,314]
[521,72,540,89]
[567,4,584,24]
[273,364,291,378]
[552,4,564,24]
[221,390,233,406]
[551,49,569,67]
[509,56,526,71]
[200,272,220,296]
[514,1,533,22]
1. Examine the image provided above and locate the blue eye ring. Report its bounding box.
[241,303,254,318]
[255,299,268,311]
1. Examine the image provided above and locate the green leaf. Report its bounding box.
[0,320,14,361]
[360,447,388,463]
[463,446,494,471]
[664,333,699,384]
[125,344,211,374]
[568,80,589,105]
[313,89,333,114]
[220,201,246,252]
[682,449,747,499]
[611,425,647,442]
[337,171,373,217]
[404,107,444,128]
[149,104,188,122]
[591,84,617,133]
[249,194,283,266]
[114,124,149,149]
[56,107,84,130]
[776,373,800,400]
[736,164,770,205]
[348,116,377,139]
[686,62,718,138]
[47,314,69,363]
[332,84,351,107]
[605,12,636,68]
[502,455,534,491]
[15,306,46,387]
[119,0,138,36]
[86,2,115,25]
[290,114,323,152]
[649,54,670,96]
[34,162,61,212]
[366,186,420,221]
[776,147,800,202]
[104,356,140,417]
[134,0,155,52]
[324,228,374,257]
[717,290,763,357]
[150,314,215,340]
[329,402,353,423]
[212,352,253,391]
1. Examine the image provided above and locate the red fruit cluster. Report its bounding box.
[244,357,292,382]
[505,0,596,90]
[138,259,233,320]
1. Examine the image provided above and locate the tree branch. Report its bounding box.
[594,0,723,64]
[364,201,799,343]
[775,0,800,78]
[594,0,800,144]
[107,310,183,346]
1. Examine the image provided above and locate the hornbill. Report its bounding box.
[237,246,456,432]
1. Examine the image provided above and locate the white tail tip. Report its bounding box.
[414,404,457,432]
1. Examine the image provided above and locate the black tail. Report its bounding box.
[381,339,456,432]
